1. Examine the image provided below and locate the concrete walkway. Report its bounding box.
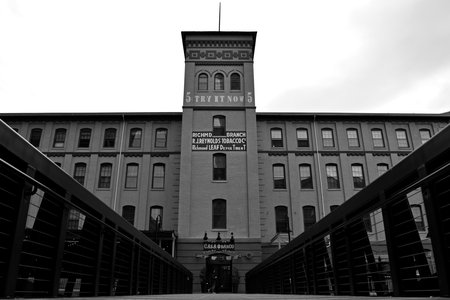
[33,294,449,300]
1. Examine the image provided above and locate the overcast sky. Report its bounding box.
[1,0,450,114]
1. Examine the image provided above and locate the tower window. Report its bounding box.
[155,128,168,148]
[198,73,208,90]
[212,199,226,229]
[214,73,224,90]
[29,128,43,147]
[213,115,226,136]
[296,128,309,147]
[103,128,116,148]
[213,153,226,181]
[78,128,91,148]
[273,164,286,189]
[53,128,66,148]
[271,128,283,148]
[230,73,241,90]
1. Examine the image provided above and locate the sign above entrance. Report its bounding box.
[192,131,247,151]
[203,240,235,252]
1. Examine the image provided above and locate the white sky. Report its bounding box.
[1,0,450,114]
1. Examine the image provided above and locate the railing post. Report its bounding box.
[93,220,105,296]
[109,227,118,296]
[4,165,35,298]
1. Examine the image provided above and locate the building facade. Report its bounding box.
[2,31,450,293]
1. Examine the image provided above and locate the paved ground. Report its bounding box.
[33,294,449,300]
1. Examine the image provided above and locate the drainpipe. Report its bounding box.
[113,114,126,212]
[313,114,326,219]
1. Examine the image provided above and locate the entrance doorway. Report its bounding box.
[203,253,232,293]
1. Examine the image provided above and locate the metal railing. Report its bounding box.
[246,124,450,297]
[0,120,192,298]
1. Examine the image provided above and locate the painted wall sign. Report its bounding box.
[184,92,253,106]
[192,131,247,151]
[203,240,235,252]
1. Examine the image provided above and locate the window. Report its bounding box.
[326,164,340,189]
[419,129,431,144]
[129,128,142,148]
[411,204,425,231]
[396,129,409,148]
[150,206,163,230]
[155,128,167,148]
[73,163,87,185]
[214,73,224,90]
[377,163,389,176]
[271,128,283,148]
[103,128,116,148]
[78,128,91,148]
[299,164,313,189]
[230,73,241,90]
[296,128,309,147]
[321,128,334,147]
[122,205,135,225]
[330,205,339,212]
[152,163,165,189]
[213,115,226,136]
[371,129,385,147]
[213,153,226,181]
[273,164,286,189]
[347,128,360,147]
[351,164,365,189]
[198,73,208,90]
[363,214,372,232]
[98,163,112,188]
[29,128,42,147]
[125,163,139,188]
[212,199,226,229]
[303,206,316,230]
[53,128,66,148]
[275,206,289,233]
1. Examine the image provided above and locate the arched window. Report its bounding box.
[214,73,224,90]
[213,153,226,181]
[271,128,283,148]
[230,73,241,90]
[346,128,360,147]
[213,115,226,136]
[351,163,365,189]
[212,199,226,229]
[326,164,340,189]
[29,128,42,147]
[53,128,66,148]
[73,162,87,185]
[321,128,334,147]
[125,163,139,188]
[419,129,432,144]
[122,205,136,225]
[150,206,163,230]
[155,128,168,148]
[275,206,288,233]
[129,128,142,148]
[395,129,409,148]
[371,129,385,147]
[377,163,389,177]
[78,128,92,148]
[98,163,113,188]
[198,73,208,90]
[103,128,117,148]
[296,128,309,147]
[303,206,316,230]
[273,164,286,189]
[152,163,165,189]
[299,164,313,189]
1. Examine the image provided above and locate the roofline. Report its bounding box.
[256,111,450,118]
